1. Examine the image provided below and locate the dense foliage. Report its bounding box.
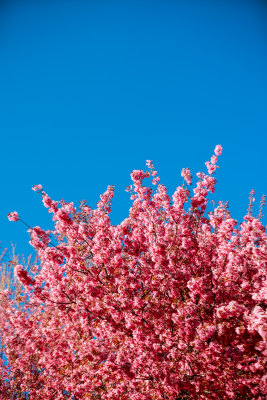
[1,145,266,399]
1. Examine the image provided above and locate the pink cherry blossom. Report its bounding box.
[214,144,223,156]
[181,167,192,185]
[1,146,266,400]
[7,211,19,221]
[32,184,43,191]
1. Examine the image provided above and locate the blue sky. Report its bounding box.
[0,0,266,260]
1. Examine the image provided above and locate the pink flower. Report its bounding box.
[152,176,160,185]
[32,184,43,192]
[181,167,192,185]
[210,155,217,165]
[14,264,35,286]
[42,194,53,208]
[7,211,19,221]
[214,144,223,156]
[205,161,217,174]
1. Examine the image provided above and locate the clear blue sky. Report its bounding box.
[0,0,266,259]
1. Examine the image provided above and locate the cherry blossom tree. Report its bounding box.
[1,145,266,399]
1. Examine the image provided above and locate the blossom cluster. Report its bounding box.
[1,145,266,400]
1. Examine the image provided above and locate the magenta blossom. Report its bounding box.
[7,211,19,221]
[32,184,43,191]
